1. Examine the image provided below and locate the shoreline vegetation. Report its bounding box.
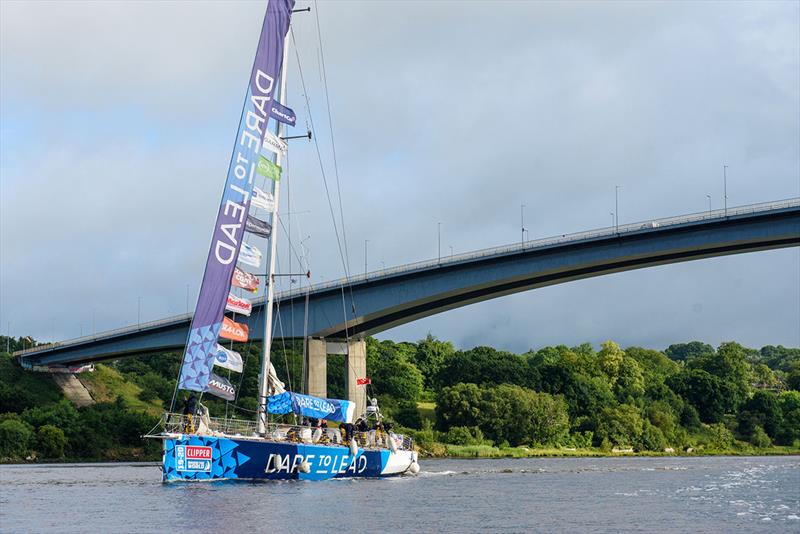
[2,335,799,464]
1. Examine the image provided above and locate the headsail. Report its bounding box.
[267,392,356,423]
[178,0,295,393]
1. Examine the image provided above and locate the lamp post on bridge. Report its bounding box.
[364,239,369,277]
[520,203,526,246]
[723,165,728,217]
[615,185,621,234]
[610,212,615,229]
[707,194,712,214]
[437,222,442,265]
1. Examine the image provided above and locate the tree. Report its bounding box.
[37,425,67,458]
[436,346,528,389]
[414,334,454,389]
[479,385,569,446]
[737,391,782,440]
[759,345,800,372]
[0,419,34,459]
[598,341,625,383]
[776,391,800,444]
[626,347,680,381]
[665,342,714,362]
[393,400,423,429]
[367,338,424,401]
[595,404,644,446]
[638,421,667,451]
[668,368,738,423]
[436,383,482,430]
[687,342,751,408]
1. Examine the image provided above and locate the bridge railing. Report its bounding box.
[277,196,800,300]
[16,197,799,357]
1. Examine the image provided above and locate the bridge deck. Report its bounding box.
[16,198,800,367]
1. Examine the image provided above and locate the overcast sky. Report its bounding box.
[1,0,798,353]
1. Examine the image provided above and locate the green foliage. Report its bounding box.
[437,383,568,446]
[3,332,798,463]
[707,423,735,449]
[436,383,482,429]
[443,426,484,446]
[665,341,714,362]
[0,419,34,459]
[413,334,454,389]
[595,404,643,446]
[638,421,667,451]
[758,345,800,372]
[367,339,424,401]
[749,426,772,448]
[436,346,528,389]
[393,400,423,429]
[667,368,737,423]
[37,425,66,458]
[0,353,62,413]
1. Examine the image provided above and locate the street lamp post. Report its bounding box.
[723,165,728,217]
[449,245,454,257]
[707,194,712,214]
[615,185,621,233]
[520,204,526,246]
[364,239,369,277]
[610,212,615,229]
[437,222,442,264]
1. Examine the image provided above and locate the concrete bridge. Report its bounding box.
[16,198,800,409]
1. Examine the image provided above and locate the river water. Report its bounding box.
[1,456,798,533]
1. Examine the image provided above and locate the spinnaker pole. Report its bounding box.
[256,32,291,435]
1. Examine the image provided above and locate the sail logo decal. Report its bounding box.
[176,445,212,472]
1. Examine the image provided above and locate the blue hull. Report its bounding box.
[162,435,414,481]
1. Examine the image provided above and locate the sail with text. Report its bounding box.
[178,0,295,393]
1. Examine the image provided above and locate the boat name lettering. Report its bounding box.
[264,453,367,475]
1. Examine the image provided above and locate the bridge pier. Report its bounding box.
[346,338,367,418]
[305,337,367,418]
[305,338,327,398]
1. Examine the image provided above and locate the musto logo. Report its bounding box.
[176,445,212,472]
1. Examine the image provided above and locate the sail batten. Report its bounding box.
[178,0,295,393]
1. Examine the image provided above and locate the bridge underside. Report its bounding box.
[17,204,800,368]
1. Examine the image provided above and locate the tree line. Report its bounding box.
[0,334,798,461]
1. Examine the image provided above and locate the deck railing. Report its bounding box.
[160,412,413,451]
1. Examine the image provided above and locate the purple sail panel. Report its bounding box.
[179,0,295,392]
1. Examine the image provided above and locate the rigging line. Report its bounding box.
[311,5,359,332]
[314,0,352,282]
[291,27,358,340]
[273,252,293,393]
[274,298,294,394]
[290,28,352,288]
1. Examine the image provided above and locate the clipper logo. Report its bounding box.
[176,445,212,472]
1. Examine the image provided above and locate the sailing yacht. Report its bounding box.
[149,0,419,481]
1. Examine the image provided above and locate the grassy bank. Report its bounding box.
[420,443,800,459]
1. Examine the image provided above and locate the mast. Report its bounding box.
[257,32,291,435]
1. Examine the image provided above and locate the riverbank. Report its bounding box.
[422,443,800,459]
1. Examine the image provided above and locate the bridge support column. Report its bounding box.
[346,338,367,418]
[306,337,327,398]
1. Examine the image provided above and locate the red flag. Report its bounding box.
[231,267,259,293]
[356,377,371,386]
[220,316,249,342]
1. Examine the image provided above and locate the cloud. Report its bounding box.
[1,0,798,351]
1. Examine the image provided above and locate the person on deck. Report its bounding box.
[182,394,198,433]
